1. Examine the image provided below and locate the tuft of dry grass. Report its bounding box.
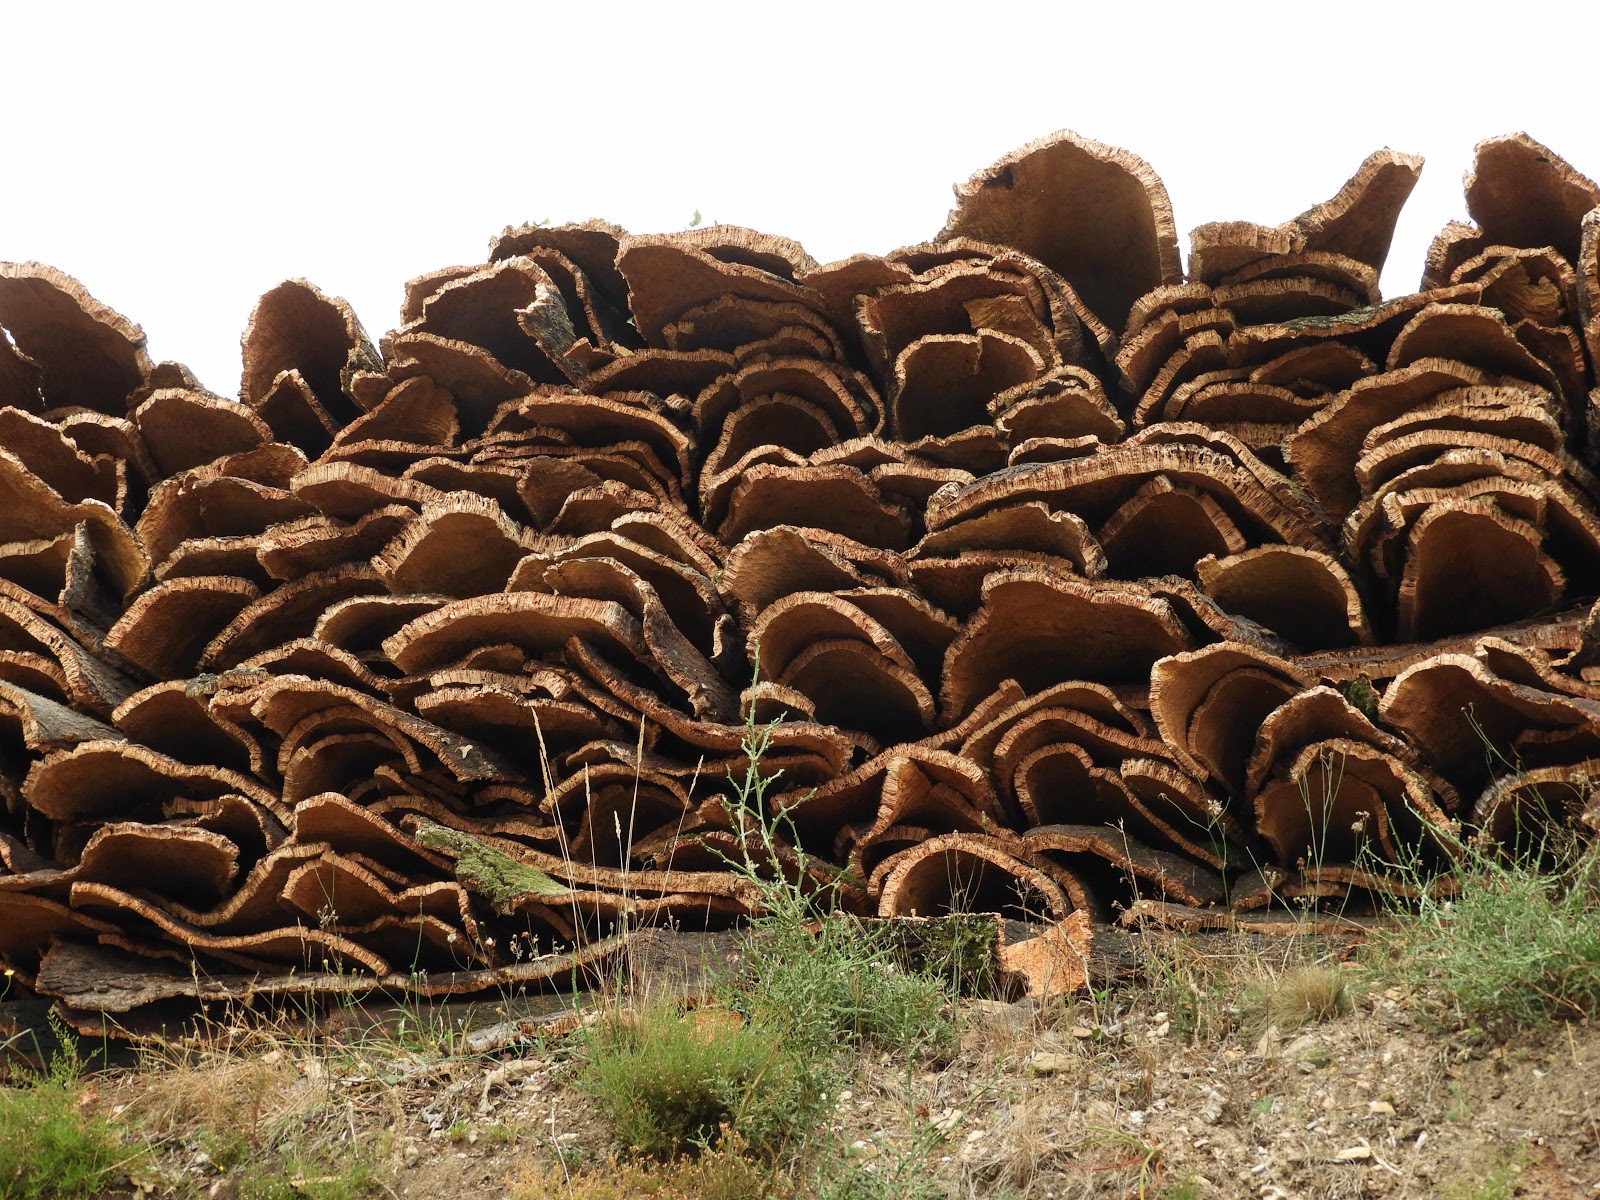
[955,1095,1071,1193]
[1246,964,1352,1036]
[125,1051,301,1151]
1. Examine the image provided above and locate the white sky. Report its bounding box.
[4,1,1597,395]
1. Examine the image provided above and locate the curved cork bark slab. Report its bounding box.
[941,570,1191,718]
[720,524,908,620]
[242,279,380,423]
[0,408,124,511]
[890,333,1041,441]
[375,496,535,598]
[537,531,730,659]
[104,576,261,679]
[939,131,1181,340]
[501,388,693,490]
[1196,547,1371,650]
[1382,653,1600,788]
[1465,133,1600,265]
[914,501,1107,577]
[200,565,385,669]
[1149,642,1307,787]
[1253,739,1455,869]
[694,358,879,447]
[1387,304,1560,396]
[491,219,630,304]
[400,260,567,383]
[579,346,733,406]
[0,263,151,414]
[1284,359,1493,518]
[749,592,918,681]
[138,473,315,569]
[717,464,911,550]
[0,597,137,716]
[519,555,737,722]
[835,750,1006,862]
[1393,498,1565,641]
[778,638,935,743]
[876,833,1077,923]
[154,535,274,589]
[0,331,43,413]
[330,375,460,449]
[1190,149,1421,288]
[700,397,843,496]
[1098,475,1247,578]
[993,367,1124,445]
[926,435,1334,556]
[0,450,146,602]
[1023,824,1225,909]
[661,294,844,359]
[254,508,412,582]
[23,740,276,824]
[0,821,241,909]
[132,389,272,477]
[112,682,257,775]
[617,231,826,346]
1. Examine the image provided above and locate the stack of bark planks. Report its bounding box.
[1,130,1598,1028]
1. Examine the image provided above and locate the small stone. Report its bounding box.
[403,1143,421,1169]
[206,1182,237,1200]
[1332,1145,1372,1162]
[968,998,1016,1016]
[1368,1101,1395,1115]
[1028,1052,1075,1076]
[931,1107,965,1133]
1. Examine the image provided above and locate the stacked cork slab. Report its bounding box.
[2,130,1599,1025]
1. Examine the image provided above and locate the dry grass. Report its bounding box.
[955,1095,1072,1193]
[123,1051,301,1149]
[509,1137,783,1200]
[1141,929,1356,1044]
[1245,963,1352,1035]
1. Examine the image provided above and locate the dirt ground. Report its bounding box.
[75,930,1600,1200]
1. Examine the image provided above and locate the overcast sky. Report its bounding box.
[4,1,1597,395]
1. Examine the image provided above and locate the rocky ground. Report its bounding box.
[52,927,1600,1200]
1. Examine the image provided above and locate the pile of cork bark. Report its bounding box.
[1,130,1598,1029]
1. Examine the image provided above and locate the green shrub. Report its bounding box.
[579,1003,821,1159]
[0,1056,139,1200]
[731,912,953,1060]
[717,707,954,1058]
[233,1159,379,1200]
[1371,834,1600,1031]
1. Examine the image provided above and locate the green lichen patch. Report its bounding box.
[413,821,569,911]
